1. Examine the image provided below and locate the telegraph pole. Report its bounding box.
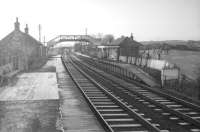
[43,36,46,46]
[39,24,41,42]
[85,28,87,36]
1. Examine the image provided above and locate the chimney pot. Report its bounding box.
[130,33,134,40]
[25,24,29,34]
[14,17,20,31]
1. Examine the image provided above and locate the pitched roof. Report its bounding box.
[110,36,143,47]
[0,29,42,48]
[0,18,43,48]
[111,37,126,46]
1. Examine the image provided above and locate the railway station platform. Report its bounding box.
[75,52,160,88]
[0,55,104,131]
[113,62,160,87]
[0,60,59,131]
[0,72,58,100]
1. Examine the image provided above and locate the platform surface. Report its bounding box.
[0,72,58,101]
[53,57,105,132]
[76,52,159,87]
[116,63,160,87]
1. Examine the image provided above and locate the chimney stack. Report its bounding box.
[14,17,20,31]
[130,33,134,40]
[25,24,29,34]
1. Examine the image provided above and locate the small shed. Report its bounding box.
[97,34,142,61]
[117,35,142,59]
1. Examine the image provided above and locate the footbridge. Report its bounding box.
[47,35,101,48]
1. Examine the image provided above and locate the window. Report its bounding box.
[13,56,19,70]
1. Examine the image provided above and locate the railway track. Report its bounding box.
[62,55,161,132]
[68,54,200,132]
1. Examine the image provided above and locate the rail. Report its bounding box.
[61,55,161,132]
[71,54,200,131]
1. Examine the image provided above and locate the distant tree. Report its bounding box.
[97,33,103,40]
[91,33,103,40]
[162,43,171,54]
[101,34,114,45]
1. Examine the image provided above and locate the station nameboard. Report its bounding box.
[161,68,179,86]
[162,69,179,80]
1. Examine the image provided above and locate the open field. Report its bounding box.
[141,40,200,51]
[162,50,200,80]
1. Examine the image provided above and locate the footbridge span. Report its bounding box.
[47,35,101,47]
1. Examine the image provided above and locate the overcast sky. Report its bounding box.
[0,0,200,42]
